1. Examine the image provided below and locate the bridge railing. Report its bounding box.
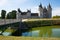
[0,19,21,25]
[0,18,60,25]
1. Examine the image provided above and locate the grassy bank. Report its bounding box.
[23,20,60,28]
[32,25,60,31]
[0,36,60,40]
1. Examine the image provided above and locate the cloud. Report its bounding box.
[20,6,39,13]
[16,0,28,4]
[0,0,8,6]
[52,7,60,16]
[8,0,28,5]
[30,6,39,13]
[0,0,28,12]
[0,0,28,6]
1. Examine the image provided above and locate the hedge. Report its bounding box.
[23,20,60,28]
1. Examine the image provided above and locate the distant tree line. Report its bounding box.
[53,15,60,18]
[0,10,17,19]
[6,10,17,19]
[0,9,60,19]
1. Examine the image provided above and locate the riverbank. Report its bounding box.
[32,25,60,30]
[0,36,60,40]
[23,19,60,28]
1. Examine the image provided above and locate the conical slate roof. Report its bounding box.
[39,3,42,8]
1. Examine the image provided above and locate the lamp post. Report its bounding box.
[17,11,22,36]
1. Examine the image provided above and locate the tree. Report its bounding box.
[11,10,17,19]
[53,15,60,18]
[6,12,12,19]
[6,10,17,19]
[1,10,6,19]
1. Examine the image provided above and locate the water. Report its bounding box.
[2,32,11,36]
[0,26,60,37]
[22,26,60,37]
[0,31,11,36]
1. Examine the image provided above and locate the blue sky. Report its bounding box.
[0,0,60,16]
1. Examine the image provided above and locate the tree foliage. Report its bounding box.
[1,10,6,19]
[6,10,17,19]
[53,15,60,18]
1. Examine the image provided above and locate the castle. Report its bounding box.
[16,3,52,19]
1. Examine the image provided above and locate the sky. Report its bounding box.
[0,0,60,16]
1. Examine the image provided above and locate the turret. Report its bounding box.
[39,3,43,11]
[43,7,48,18]
[47,3,52,18]
[47,3,52,10]
[39,3,43,18]
[39,3,42,8]
[43,7,47,12]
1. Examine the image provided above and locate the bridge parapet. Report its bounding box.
[0,19,21,25]
[0,18,60,25]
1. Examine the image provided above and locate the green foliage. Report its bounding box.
[6,12,11,19]
[52,20,60,25]
[1,10,6,19]
[6,10,17,19]
[23,20,60,28]
[53,15,60,18]
[23,20,52,28]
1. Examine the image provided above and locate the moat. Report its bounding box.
[0,25,60,37]
[22,25,60,37]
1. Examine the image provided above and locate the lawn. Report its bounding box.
[0,36,60,40]
[32,25,60,31]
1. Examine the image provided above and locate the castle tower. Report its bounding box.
[39,3,43,18]
[43,7,48,18]
[47,3,52,18]
[27,9,31,18]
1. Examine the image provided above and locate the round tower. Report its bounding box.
[39,3,43,18]
[43,7,48,18]
[47,3,52,18]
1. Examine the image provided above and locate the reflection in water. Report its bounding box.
[2,32,11,36]
[39,28,52,37]
[32,30,39,37]
[52,29,60,37]
[22,27,60,37]
[22,30,39,37]
[0,26,60,37]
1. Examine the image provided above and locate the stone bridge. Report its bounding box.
[0,18,60,25]
[0,18,60,36]
[0,19,28,25]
